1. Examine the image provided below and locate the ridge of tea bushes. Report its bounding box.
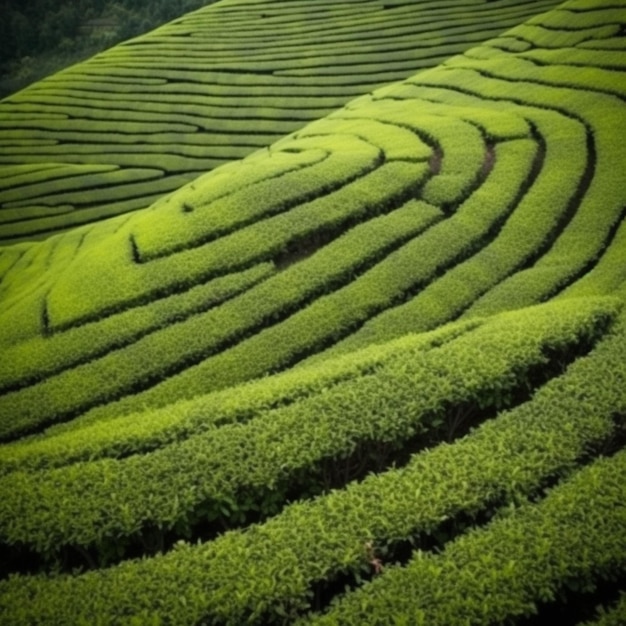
[303,132,538,363]
[0,263,275,395]
[0,320,477,476]
[560,217,626,302]
[1,297,625,624]
[0,109,542,431]
[0,297,616,562]
[0,160,433,439]
[302,448,626,626]
[316,11,626,356]
[134,135,385,262]
[0,0,624,430]
[332,107,590,344]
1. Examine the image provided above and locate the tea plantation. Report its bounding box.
[0,0,625,624]
[0,0,560,243]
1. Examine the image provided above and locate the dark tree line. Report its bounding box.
[0,0,215,66]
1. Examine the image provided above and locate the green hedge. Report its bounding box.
[90,197,441,418]
[362,106,586,335]
[578,36,626,50]
[295,117,432,163]
[134,134,381,261]
[534,6,626,30]
[12,92,330,122]
[0,141,254,167]
[560,218,626,301]
[0,245,29,282]
[484,36,533,53]
[420,43,625,317]
[274,55,456,78]
[337,101,491,208]
[0,2,623,623]
[0,298,623,625]
[315,136,536,359]
[510,23,621,49]
[2,127,280,148]
[0,163,118,195]
[519,48,626,82]
[32,87,347,111]
[458,96,623,316]
[0,0,563,241]
[0,109,197,135]
[0,263,274,395]
[2,194,189,242]
[446,50,626,99]
[366,98,531,141]
[1,297,615,556]
[0,161,430,436]
[5,168,171,213]
[0,147,223,175]
[304,448,626,626]
[41,141,384,331]
[0,89,320,127]
[0,320,474,475]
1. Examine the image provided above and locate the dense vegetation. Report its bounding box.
[1,0,625,624]
[0,0,218,98]
[0,0,560,243]
[2,0,180,59]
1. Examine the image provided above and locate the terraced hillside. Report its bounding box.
[0,0,563,243]
[1,0,626,624]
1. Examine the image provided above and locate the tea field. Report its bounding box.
[0,0,561,243]
[0,0,625,624]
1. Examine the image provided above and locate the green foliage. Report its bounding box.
[0,0,625,623]
[318,136,537,357]
[0,262,274,396]
[0,0,564,241]
[4,171,439,433]
[133,134,382,260]
[0,297,617,556]
[577,594,626,626]
[560,217,626,301]
[305,449,626,625]
[0,320,472,474]
[1,297,625,625]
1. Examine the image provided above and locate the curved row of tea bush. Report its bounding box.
[0,106,485,429]
[303,447,626,626]
[561,217,626,302]
[317,1,626,356]
[134,134,386,262]
[0,263,274,394]
[0,160,435,439]
[0,319,476,475]
[1,0,626,622]
[323,105,587,351]
[37,119,480,329]
[0,0,560,242]
[0,296,616,557]
[1,298,625,624]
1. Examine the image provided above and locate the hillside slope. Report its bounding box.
[1,0,626,624]
[0,0,624,437]
[0,0,561,243]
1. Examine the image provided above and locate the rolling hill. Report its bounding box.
[0,0,561,243]
[0,0,625,624]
